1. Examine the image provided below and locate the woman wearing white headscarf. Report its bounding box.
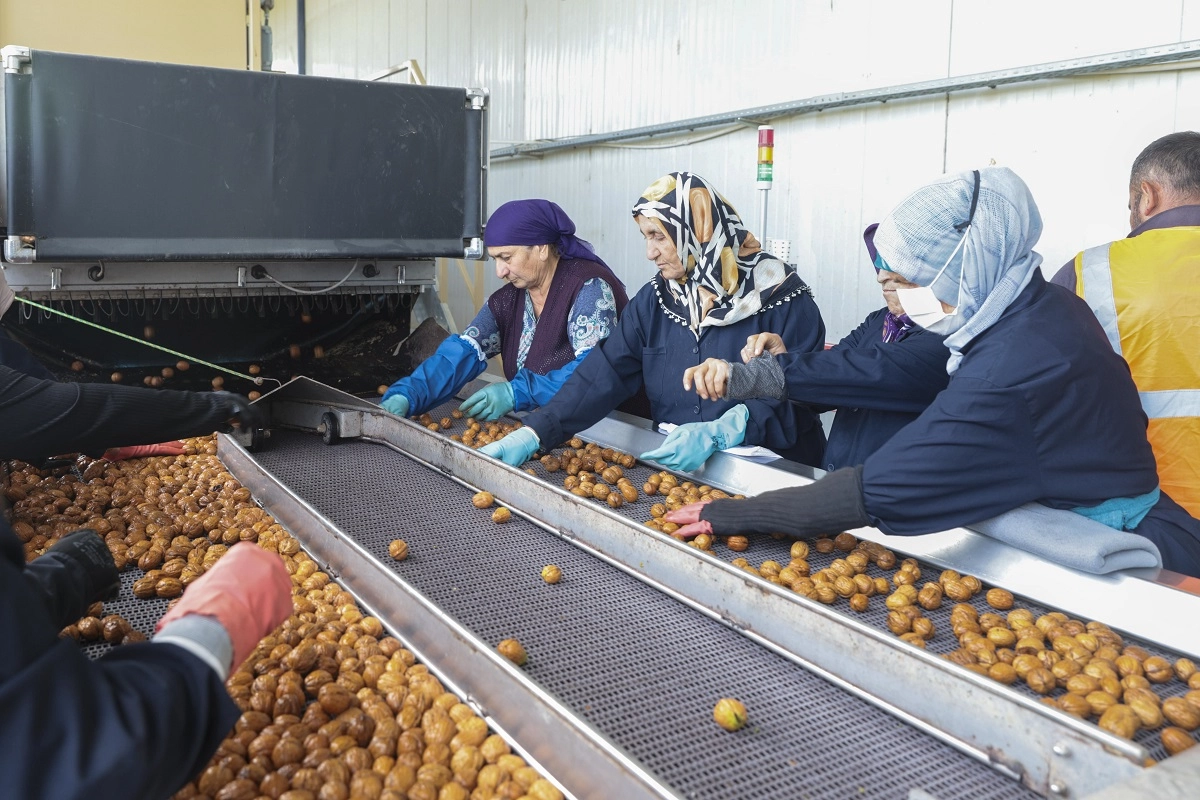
[668,167,1200,576]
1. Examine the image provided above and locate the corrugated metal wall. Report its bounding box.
[286,0,1200,341]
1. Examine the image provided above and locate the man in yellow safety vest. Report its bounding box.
[1050,131,1200,519]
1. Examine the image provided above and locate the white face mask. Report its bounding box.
[894,222,970,332]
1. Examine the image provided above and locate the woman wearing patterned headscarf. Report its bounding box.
[480,172,827,471]
[667,167,1200,577]
[381,199,628,421]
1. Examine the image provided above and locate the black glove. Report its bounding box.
[210,391,267,432]
[23,529,120,629]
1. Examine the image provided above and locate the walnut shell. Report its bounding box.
[1163,697,1200,730]
[943,580,973,602]
[886,610,913,635]
[1127,693,1165,729]
[497,639,527,666]
[1162,726,1197,756]
[985,588,1014,610]
[1144,656,1174,684]
[1099,704,1141,739]
[983,662,1016,685]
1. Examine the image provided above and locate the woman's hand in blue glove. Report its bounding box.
[477,426,540,466]
[381,394,410,417]
[459,382,516,422]
[638,405,750,472]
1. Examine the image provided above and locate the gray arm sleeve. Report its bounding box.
[726,353,787,401]
[154,615,233,680]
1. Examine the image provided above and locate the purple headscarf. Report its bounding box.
[484,199,609,268]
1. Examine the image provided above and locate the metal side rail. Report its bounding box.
[253,379,1148,799]
[217,433,676,800]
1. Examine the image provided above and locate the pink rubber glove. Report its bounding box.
[664,501,714,539]
[103,441,185,460]
[155,542,293,670]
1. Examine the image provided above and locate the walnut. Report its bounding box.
[387,540,409,561]
[943,580,973,602]
[984,588,1014,610]
[1164,697,1200,730]
[917,584,943,611]
[833,532,857,551]
[1144,656,1174,684]
[496,638,528,667]
[1162,726,1197,756]
[471,492,494,509]
[712,698,748,732]
[988,663,1018,685]
[491,507,512,524]
[540,565,562,584]
[1099,704,1141,739]
[156,577,183,598]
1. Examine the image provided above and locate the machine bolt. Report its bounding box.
[1048,781,1069,797]
[1052,742,1071,757]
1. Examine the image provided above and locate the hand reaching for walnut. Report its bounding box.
[664,501,713,538]
[740,332,788,362]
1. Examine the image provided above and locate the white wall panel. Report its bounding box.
[303,0,1200,342]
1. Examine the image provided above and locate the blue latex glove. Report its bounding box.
[459,382,516,422]
[381,394,410,417]
[639,404,750,472]
[381,335,487,416]
[478,426,540,467]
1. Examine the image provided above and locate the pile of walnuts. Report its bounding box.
[7,437,561,800]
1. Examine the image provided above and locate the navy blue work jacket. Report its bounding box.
[778,308,948,471]
[0,518,238,799]
[525,274,827,466]
[860,273,1200,572]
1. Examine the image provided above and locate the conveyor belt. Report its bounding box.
[253,429,1035,800]
[80,570,169,660]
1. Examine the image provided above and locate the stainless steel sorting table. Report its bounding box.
[241,427,1035,800]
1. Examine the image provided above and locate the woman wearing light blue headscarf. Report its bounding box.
[666,167,1200,576]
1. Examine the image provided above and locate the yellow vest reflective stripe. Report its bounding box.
[1139,389,1200,419]
[1074,229,1200,517]
[1078,245,1123,355]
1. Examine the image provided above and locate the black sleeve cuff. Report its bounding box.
[700,465,870,538]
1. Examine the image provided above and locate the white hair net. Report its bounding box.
[873,166,1044,373]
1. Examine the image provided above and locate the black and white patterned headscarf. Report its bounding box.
[632,172,803,335]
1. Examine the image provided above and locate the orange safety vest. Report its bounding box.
[1074,228,1200,518]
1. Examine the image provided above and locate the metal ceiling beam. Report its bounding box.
[491,39,1200,160]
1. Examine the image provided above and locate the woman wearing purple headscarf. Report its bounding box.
[381,200,628,420]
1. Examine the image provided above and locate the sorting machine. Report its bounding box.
[1,46,487,393]
[196,377,1199,800]
[7,47,1200,800]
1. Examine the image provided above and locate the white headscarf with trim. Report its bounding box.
[872,166,1043,374]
